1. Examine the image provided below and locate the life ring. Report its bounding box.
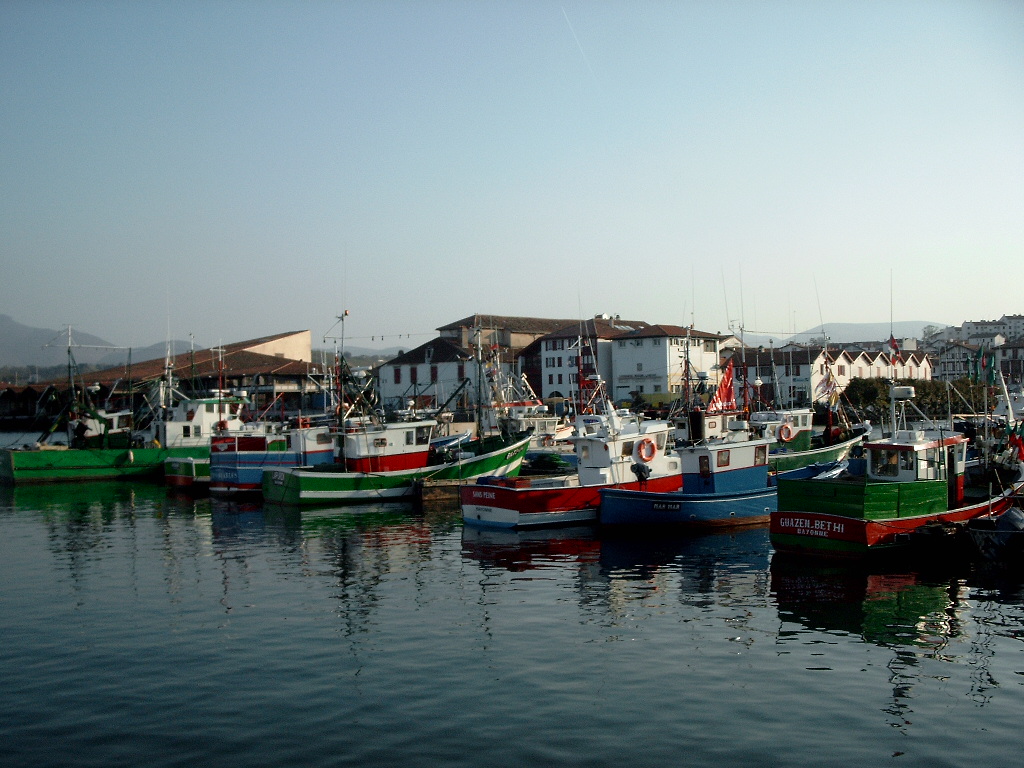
[542,436,555,447]
[186,409,195,421]
[637,438,656,462]
[778,424,794,442]
[297,417,310,429]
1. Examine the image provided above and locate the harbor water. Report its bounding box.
[3,476,1024,766]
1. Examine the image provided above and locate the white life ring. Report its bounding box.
[637,438,657,462]
[778,424,794,442]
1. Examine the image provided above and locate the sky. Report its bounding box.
[2,1,1022,353]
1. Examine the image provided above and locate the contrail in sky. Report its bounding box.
[562,7,597,80]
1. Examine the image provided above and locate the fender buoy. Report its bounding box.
[778,424,794,442]
[637,438,656,462]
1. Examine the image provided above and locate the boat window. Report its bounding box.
[656,433,666,450]
[194,426,201,437]
[579,444,590,460]
[416,426,431,445]
[182,426,191,438]
[755,445,767,465]
[621,440,635,457]
[406,430,415,446]
[699,455,711,477]
[205,404,214,413]
[873,449,900,477]
[902,452,915,472]
[717,450,730,467]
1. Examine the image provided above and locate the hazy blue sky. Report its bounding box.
[2,1,1022,352]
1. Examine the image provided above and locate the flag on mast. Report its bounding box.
[888,335,902,364]
[707,360,736,413]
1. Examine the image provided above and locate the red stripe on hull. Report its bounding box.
[461,474,682,514]
[770,497,1016,550]
[346,452,430,473]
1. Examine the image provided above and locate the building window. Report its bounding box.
[557,374,563,384]
[548,374,553,385]
[637,363,643,372]
[394,367,401,385]
[837,365,846,376]
[410,367,418,385]
[654,384,662,393]
[557,357,562,367]
[653,339,661,346]
[618,341,626,347]
[457,363,465,379]
[430,365,438,383]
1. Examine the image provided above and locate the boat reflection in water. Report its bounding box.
[769,553,965,650]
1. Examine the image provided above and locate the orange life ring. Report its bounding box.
[543,436,555,447]
[297,417,310,429]
[637,438,656,462]
[778,424,794,442]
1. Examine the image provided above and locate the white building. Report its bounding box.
[533,315,650,401]
[609,325,730,407]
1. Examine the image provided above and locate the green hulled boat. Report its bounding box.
[263,431,532,506]
[0,443,209,484]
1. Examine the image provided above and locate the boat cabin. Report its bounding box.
[864,430,969,505]
[335,416,437,472]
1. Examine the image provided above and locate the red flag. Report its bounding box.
[707,360,736,413]
[888,335,902,363]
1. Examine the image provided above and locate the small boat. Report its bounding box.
[460,377,682,529]
[966,506,1024,562]
[769,386,1024,558]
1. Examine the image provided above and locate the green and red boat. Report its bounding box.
[769,386,1024,558]
[263,413,531,506]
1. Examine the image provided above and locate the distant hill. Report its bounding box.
[785,321,941,345]
[0,315,192,368]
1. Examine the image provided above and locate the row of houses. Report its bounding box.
[376,314,935,412]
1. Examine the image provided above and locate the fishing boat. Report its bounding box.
[769,386,1024,558]
[748,406,868,472]
[262,417,531,505]
[0,395,223,485]
[598,424,845,528]
[209,418,335,496]
[460,377,681,529]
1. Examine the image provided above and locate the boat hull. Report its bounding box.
[164,456,210,492]
[0,445,208,484]
[770,481,1024,557]
[461,474,683,529]
[599,485,778,528]
[262,435,531,506]
[768,432,863,473]
[210,448,334,495]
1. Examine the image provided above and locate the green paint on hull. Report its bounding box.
[0,446,209,484]
[263,434,531,506]
[165,457,211,484]
[777,477,948,520]
[768,433,863,473]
